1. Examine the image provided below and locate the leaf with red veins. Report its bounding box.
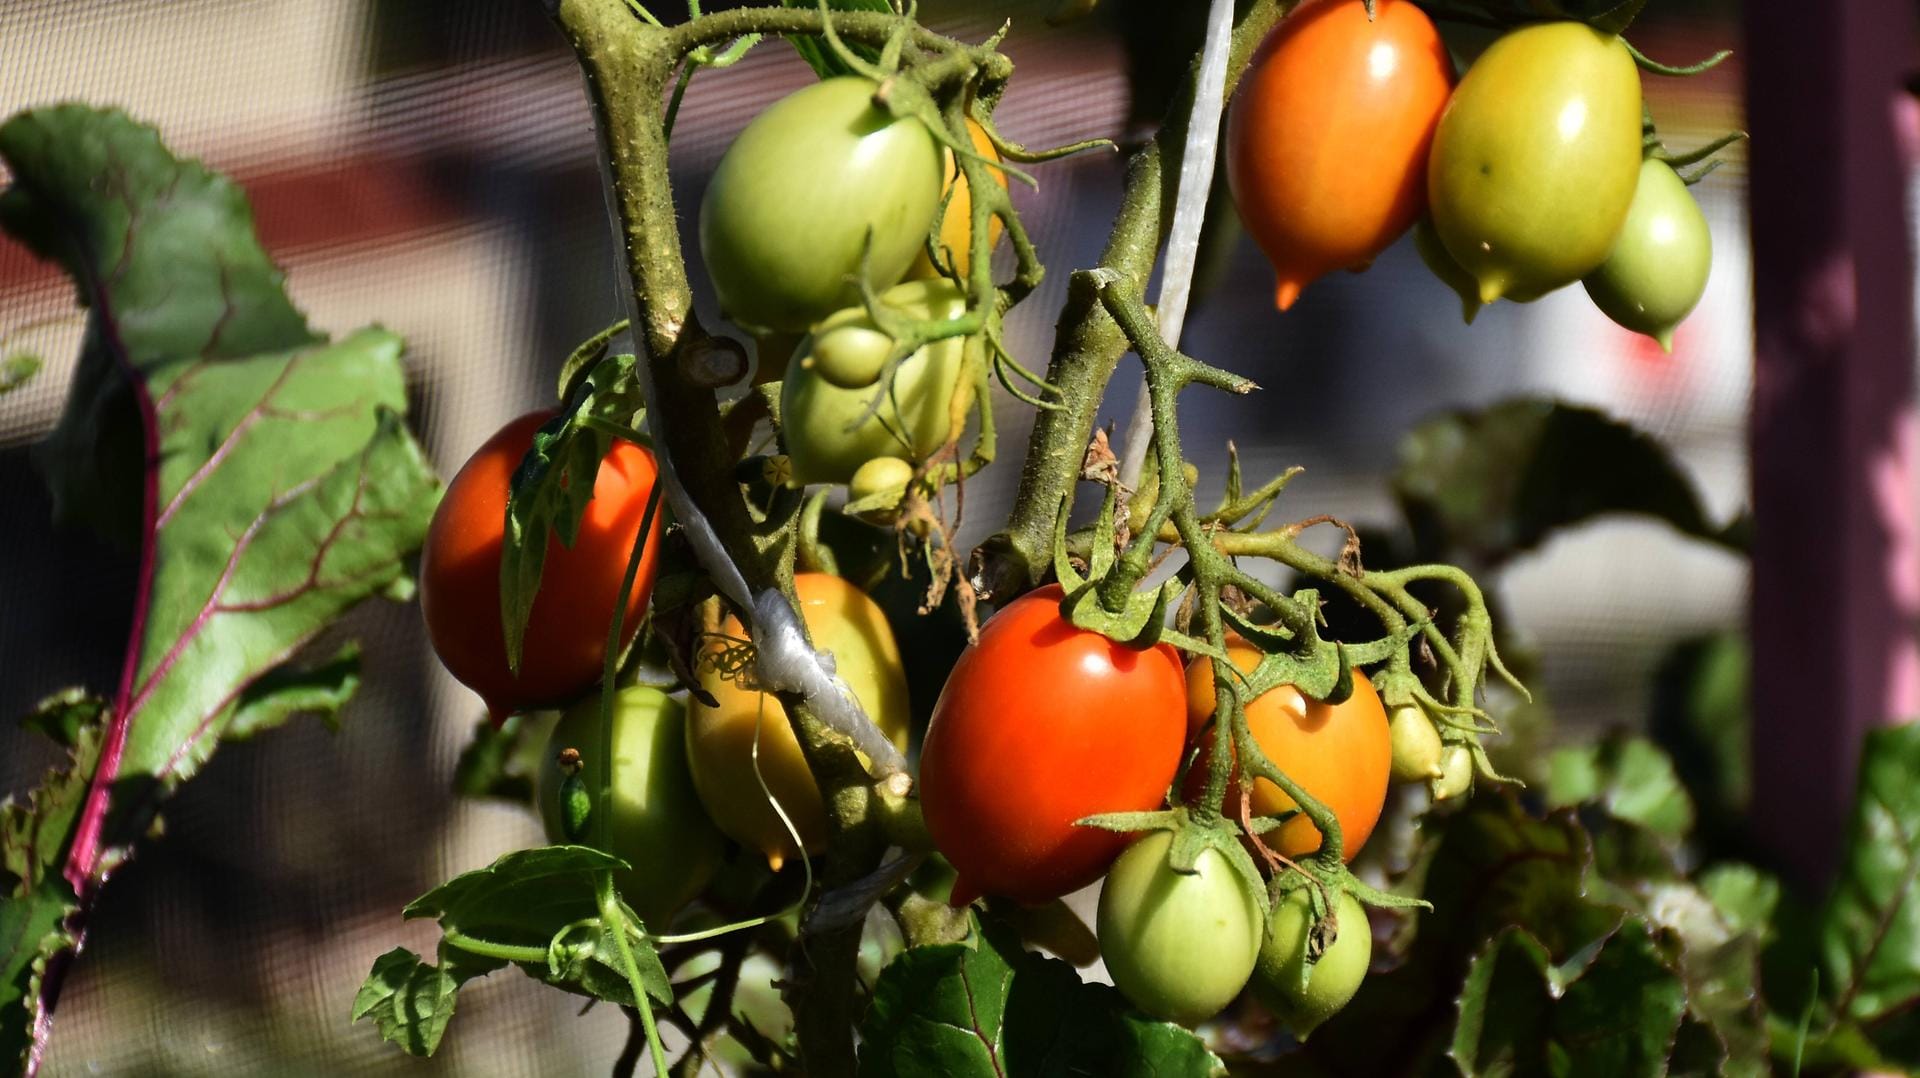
[0,104,442,1074]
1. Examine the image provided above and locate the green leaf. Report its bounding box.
[1697,863,1779,941]
[1,714,100,1072]
[350,947,500,1059]
[782,0,892,79]
[500,349,645,670]
[858,922,1222,1077]
[225,642,361,740]
[0,352,39,396]
[451,711,559,804]
[1451,918,1686,1078]
[395,845,671,1013]
[0,883,75,1074]
[0,106,319,545]
[1545,733,1695,842]
[0,103,439,1062]
[1394,399,1739,563]
[18,689,107,750]
[3,719,104,894]
[1820,723,1920,1046]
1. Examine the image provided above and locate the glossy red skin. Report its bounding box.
[1227,0,1454,310]
[917,585,1188,906]
[420,411,665,722]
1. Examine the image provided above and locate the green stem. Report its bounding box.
[442,929,548,966]
[599,873,670,1078]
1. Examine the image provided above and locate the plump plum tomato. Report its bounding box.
[1226,0,1455,310]
[699,77,944,333]
[1185,640,1390,860]
[539,686,725,928]
[1427,21,1643,303]
[1097,830,1265,1025]
[419,412,664,723]
[918,585,1188,906]
[685,573,911,870]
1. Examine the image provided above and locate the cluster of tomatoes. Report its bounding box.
[918,587,1442,1033]
[702,75,1006,492]
[420,422,1419,1030]
[1229,0,1714,349]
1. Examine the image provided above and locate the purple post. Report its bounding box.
[1746,0,1920,888]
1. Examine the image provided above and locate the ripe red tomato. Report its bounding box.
[1185,641,1390,861]
[419,412,665,723]
[1226,0,1454,310]
[917,585,1188,906]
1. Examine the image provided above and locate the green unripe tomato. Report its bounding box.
[1096,830,1265,1025]
[1252,888,1371,1040]
[806,279,967,389]
[1427,22,1643,304]
[1414,216,1484,325]
[699,77,944,333]
[849,456,915,523]
[782,280,971,486]
[539,687,726,928]
[1387,704,1444,783]
[1582,159,1712,351]
[1430,743,1473,802]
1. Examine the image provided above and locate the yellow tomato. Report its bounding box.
[686,573,911,869]
[909,118,1006,280]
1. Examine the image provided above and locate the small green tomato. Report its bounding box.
[1430,743,1474,802]
[806,279,965,390]
[1252,887,1371,1040]
[1582,159,1713,351]
[1387,704,1445,783]
[539,686,726,929]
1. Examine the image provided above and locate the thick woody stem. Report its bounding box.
[971,0,1296,601]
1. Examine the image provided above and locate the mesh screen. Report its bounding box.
[0,2,1748,1073]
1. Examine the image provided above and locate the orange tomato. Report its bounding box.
[1185,640,1390,860]
[420,412,665,723]
[1226,0,1454,310]
[909,118,1006,280]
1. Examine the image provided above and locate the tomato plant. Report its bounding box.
[1096,829,1266,1024]
[1583,158,1713,350]
[699,76,944,333]
[1226,0,1454,310]
[419,411,664,723]
[1252,887,1372,1039]
[1185,641,1391,861]
[1427,21,1644,304]
[685,571,911,870]
[538,686,725,928]
[917,585,1188,905]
